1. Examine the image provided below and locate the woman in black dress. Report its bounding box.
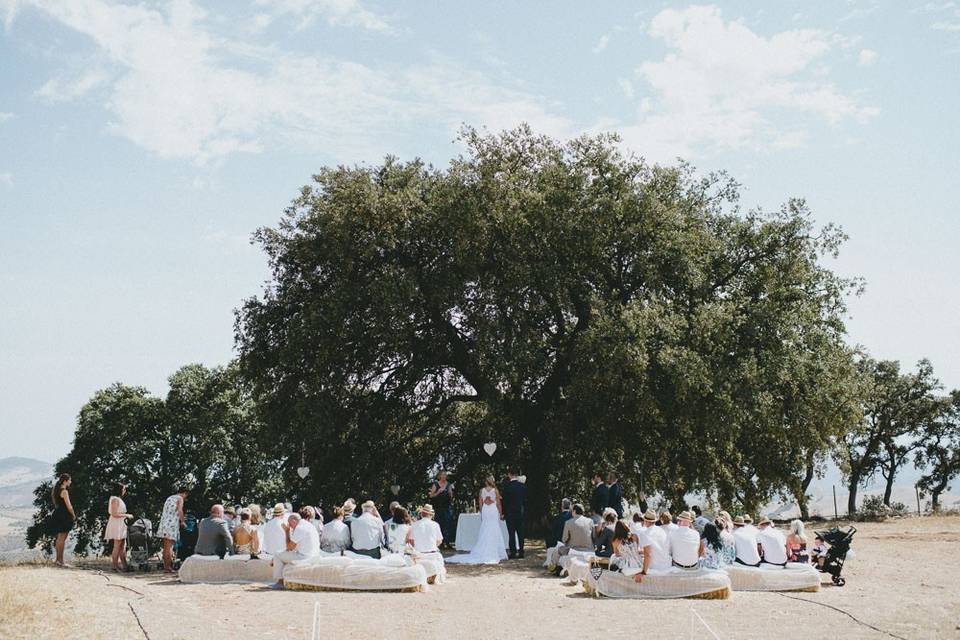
[48,473,75,566]
[428,470,454,550]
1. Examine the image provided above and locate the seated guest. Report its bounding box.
[407,504,443,555]
[271,513,320,589]
[786,519,809,563]
[700,522,735,569]
[611,520,643,575]
[560,504,594,555]
[593,509,618,558]
[636,509,671,571]
[223,506,238,534]
[732,515,761,566]
[692,505,711,533]
[757,516,788,566]
[261,504,288,556]
[659,511,678,532]
[341,499,357,527]
[717,510,734,533]
[233,509,261,558]
[717,517,736,552]
[382,501,401,528]
[350,500,385,558]
[247,504,263,527]
[385,506,412,553]
[742,514,759,537]
[667,511,703,569]
[301,506,324,538]
[195,504,234,559]
[546,498,573,549]
[810,534,828,569]
[320,507,351,554]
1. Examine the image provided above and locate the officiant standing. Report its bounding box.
[429,470,455,550]
[501,468,527,559]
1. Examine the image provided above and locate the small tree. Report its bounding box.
[916,390,960,511]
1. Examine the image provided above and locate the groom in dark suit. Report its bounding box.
[501,468,527,559]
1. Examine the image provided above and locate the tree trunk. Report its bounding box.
[932,490,941,512]
[797,454,815,520]
[524,427,551,534]
[883,469,895,506]
[847,470,860,515]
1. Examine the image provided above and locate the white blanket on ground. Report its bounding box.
[282,554,428,592]
[726,562,820,592]
[544,546,559,570]
[178,554,274,584]
[587,567,732,599]
[557,548,594,577]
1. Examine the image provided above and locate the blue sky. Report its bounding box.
[1,0,959,462]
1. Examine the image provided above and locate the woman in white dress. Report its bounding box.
[447,476,508,565]
[104,482,130,572]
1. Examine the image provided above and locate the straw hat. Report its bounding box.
[733,515,745,526]
[361,500,376,511]
[743,514,753,523]
[758,516,772,526]
[677,510,694,522]
[602,507,618,520]
[272,503,285,516]
[643,509,657,522]
[419,504,435,517]
[224,505,236,515]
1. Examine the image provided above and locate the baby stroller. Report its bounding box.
[176,511,198,567]
[815,525,856,586]
[127,517,158,571]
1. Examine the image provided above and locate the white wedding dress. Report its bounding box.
[446,487,507,565]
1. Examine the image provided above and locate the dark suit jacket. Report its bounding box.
[607,482,624,517]
[194,516,234,556]
[593,524,615,557]
[547,510,573,548]
[590,483,609,516]
[501,479,526,517]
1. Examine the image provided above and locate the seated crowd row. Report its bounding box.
[549,499,827,581]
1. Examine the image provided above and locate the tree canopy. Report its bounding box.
[236,126,861,522]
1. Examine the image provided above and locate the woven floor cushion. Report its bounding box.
[178,554,274,584]
[726,562,820,592]
[282,555,428,592]
[586,566,732,599]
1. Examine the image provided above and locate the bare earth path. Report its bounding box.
[1,517,958,640]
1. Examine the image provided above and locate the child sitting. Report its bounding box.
[810,534,828,569]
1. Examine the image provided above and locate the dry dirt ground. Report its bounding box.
[1,516,958,640]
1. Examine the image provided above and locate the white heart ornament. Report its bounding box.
[296,466,310,479]
[390,484,400,495]
[483,442,497,457]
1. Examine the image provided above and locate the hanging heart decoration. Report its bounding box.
[296,466,310,479]
[483,442,497,457]
[518,475,527,483]
[390,484,401,496]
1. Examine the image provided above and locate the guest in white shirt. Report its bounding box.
[637,509,671,571]
[320,507,351,554]
[271,513,320,588]
[659,511,679,533]
[300,505,324,538]
[261,503,288,556]
[732,515,762,566]
[350,500,385,559]
[385,506,412,553]
[382,501,401,528]
[668,511,704,569]
[407,504,443,554]
[743,514,759,537]
[757,516,789,566]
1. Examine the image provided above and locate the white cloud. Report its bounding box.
[253,0,389,32]
[617,78,634,99]
[616,5,878,161]
[36,68,110,102]
[592,34,609,53]
[858,48,878,65]
[0,171,13,187]
[9,0,569,164]
[932,20,960,31]
[0,111,13,123]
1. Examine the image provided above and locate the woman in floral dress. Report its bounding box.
[158,487,189,573]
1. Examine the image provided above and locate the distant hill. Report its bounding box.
[0,457,52,508]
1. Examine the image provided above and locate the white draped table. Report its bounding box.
[453,513,511,551]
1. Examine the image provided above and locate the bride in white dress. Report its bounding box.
[446,476,508,565]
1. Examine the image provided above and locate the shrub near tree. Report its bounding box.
[28,364,281,555]
[236,125,861,524]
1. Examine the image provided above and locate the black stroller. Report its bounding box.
[815,525,856,586]
[175,511,199,568]
[127,517,158,571]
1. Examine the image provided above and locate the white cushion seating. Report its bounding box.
[178,554,274,584]
[544,546,560,571]
[557,548,594,578]
[585,567,732,600]
[282,554,429,592]
[726,562,820,592]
